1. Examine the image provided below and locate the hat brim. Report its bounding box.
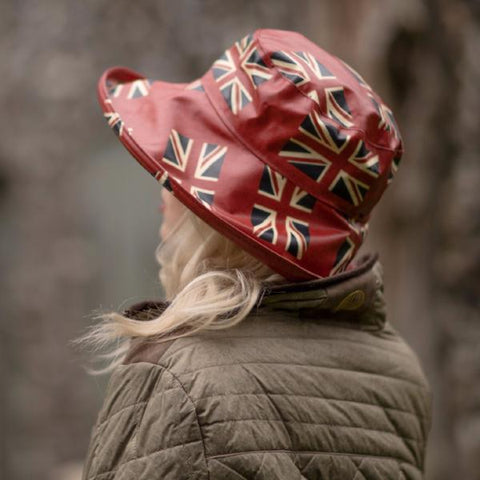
[98,67,357,280]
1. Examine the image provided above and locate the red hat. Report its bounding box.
[97,29,403,281]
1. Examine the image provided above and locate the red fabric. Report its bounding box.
[97,29,402,280]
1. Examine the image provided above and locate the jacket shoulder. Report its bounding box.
[120,316,432,478]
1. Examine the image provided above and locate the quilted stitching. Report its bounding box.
[351,458,367,480]
[209,452,404,480]
[83,364,209,480]
[81,258,432,479]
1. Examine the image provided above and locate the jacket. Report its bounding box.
[81,253,433,479]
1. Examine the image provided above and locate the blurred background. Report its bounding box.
[1,0,479,479]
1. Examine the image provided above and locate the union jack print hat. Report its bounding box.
[97,29,403,280]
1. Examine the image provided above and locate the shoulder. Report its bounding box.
[121,314,432,399]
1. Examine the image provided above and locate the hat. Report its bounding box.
[97,28,403,281]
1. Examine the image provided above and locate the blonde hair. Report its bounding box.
[74,202,286,374]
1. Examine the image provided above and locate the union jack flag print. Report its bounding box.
[329,170,369,207]
[162,129,193,172]
[369,94,401,140]
[186,79,205,92]
[107,78,152,99]
[126,79,152,99]
[331,237,356,275]
[279,107,378,209]
[270,50,336,86]
[212,34,273,114]
[251,165,313,260]
[106,80,123,98]
[387,155,402,184]
[325,87,353,128]
[154,170,173,192]
[104,112,124,137]
[348,141,380,178]
[279,110,349,183]
[270,49,347,109]
[251,205,278,245]
[160,129,227,210]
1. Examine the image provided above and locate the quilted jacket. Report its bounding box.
[81,253,433,479]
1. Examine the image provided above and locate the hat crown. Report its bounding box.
[202,29,402,220]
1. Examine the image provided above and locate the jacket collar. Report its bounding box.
[122,253,386,331]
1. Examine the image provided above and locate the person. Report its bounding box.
[79,28,432,479]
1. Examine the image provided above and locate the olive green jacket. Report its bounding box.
[81,254,432,479]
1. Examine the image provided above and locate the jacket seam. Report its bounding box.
[130,364,166,461]
[158,363,211,480]
[85,371,172,479]
[88,363,210,480]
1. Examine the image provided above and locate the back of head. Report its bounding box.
[157,202,285,301]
